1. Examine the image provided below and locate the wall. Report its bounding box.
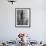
[0,0,46,42]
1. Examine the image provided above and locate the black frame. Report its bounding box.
[15,8,31,28]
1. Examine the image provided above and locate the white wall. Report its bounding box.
[0,0,46,42]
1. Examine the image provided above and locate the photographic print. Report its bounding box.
[15,8,31,28]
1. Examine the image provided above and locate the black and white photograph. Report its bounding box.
[15,8,31,27]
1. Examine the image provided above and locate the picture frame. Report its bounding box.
[15,8,31,28]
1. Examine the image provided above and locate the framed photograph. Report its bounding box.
[15,8,31,28]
